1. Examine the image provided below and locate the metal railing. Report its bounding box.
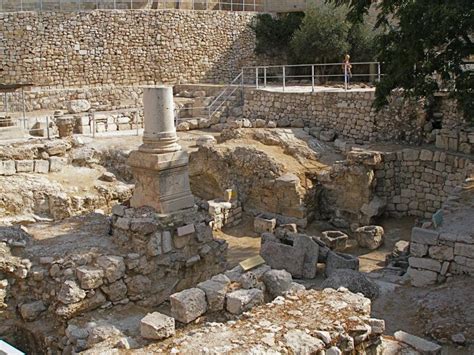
[0,0,264,12]
[242,62,382,92]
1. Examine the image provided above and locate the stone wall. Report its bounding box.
[407,175,474,286]
[1,10,259,87]
[244,89,468,144]
[374,149,473,218]
[244,89,426,143]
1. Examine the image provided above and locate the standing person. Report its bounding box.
[342,54,352,89]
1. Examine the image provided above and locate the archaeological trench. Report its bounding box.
[0,6,473,355]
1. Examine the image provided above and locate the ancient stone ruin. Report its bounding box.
[0,3,473,355]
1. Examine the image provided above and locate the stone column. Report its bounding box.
[128,86,195,213]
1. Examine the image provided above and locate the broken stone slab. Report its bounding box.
[321,269,380,300]
[140,312,175,340]
[394,330,441,354]
[254,216,277,234]
[320,231,348,251]
[197,278,229,312]
[355,225,384,250]
[226,288,264,314]
[407,267,438,287]
[20,300,47,321]
[325,251,359,277]
[67,99,91,114]
[294,234,319,279]
[262,269,293,298]
[170,288,207,324]
[360,196,386,223]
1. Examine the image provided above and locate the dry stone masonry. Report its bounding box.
[1,10,259,87]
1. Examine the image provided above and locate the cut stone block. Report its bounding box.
[411,227,439,245]
[394,331,441,354]
[408,257,442,272]
[355,225,384,250]
[49,157,67,172]
[140,312,175,340]
[254,216,277,234]
[260,240,305,278]
[34,160,50,174]
[170,288,207,324]
[15,160,34,173]
[320,230,348,251]
[226,288,264,314]
[76,266,104,289]
[325,251,359,277]
[197,278,228,312]
[0,160,16,176]
[407,267,438,287]
[262,269,293,298]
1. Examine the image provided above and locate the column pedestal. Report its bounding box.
[127,86,194,214]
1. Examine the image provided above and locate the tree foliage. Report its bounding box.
[250,12,305,58]
[290,5,350,64]
[328,0,474,122]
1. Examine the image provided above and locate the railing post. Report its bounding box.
[377,62,381,82]
[231,0,233,11]
[92,113,96,138]
[20,0,23,11]
[21,87,26,129]
[255,67,259,89]
[282,66,286,92]
[130,0,133,10]
[311,65,315,93]
[343,63,347,91]
[263,67,267,88]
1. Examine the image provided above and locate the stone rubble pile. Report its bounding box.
[145,288,386,354]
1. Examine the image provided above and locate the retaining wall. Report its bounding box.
[1,10,259,87]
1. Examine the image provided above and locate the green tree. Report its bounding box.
[290,5,350,64]
[250,12,305,58]
[328,0,474,122]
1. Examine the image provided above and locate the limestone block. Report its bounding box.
[294,234,319,279]
[162,231,173,253]
[226,288,264,314]
[262,269,293,298]
[254,216,277,234]
[407,267,438,287]
[15,160,34,173]
[320,231,348,251]
[170,288,207,324]
[197,278,229,312]
[325,251,359,277]
[410,242,428,257]
[76,266,104,289]
[411,227,439,245]
[140,312,175,340]
[58,280,86,304]
[454,243,474,257]
[49,156,67,172]
[428,245,454,261]
[34,159,50,174]
[101,280,127,302]
[0,160,16,176]
[394,331,441,354]
[147,232,162,257]
[20,300,46,321]
[196,135,216,147]
[408,257,442,272]
[321,269,380,300]
[260,240,305,278]
[67,99,91,114]
[96,255,125,283]
[355,225,384,250]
